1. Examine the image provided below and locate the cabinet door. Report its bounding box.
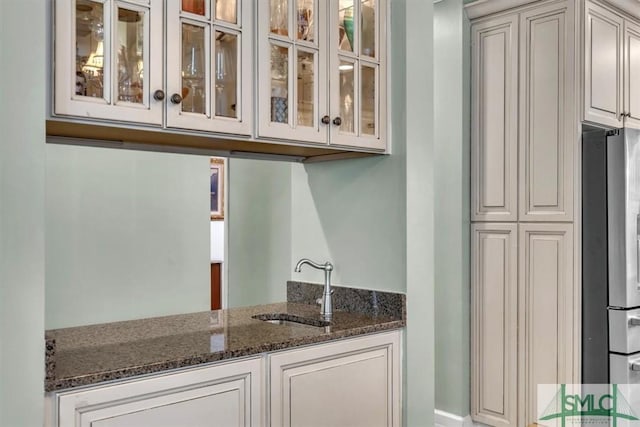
[471,16,518,222]
[257,0,328,144]
[54,0,164,125]
[519,2,574,221]
[471,224,517,427]
[518,223,573,427]
[624,20,640,129]
[269,331,401,427]
[55,358,263,427]
[165,0,252,135]
[327,0,387,151]
[584,0,624,128]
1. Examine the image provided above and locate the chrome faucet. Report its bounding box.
[295,258,334,321]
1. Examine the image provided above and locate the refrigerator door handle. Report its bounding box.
[630,316,640,326]
[631,360,640,371]
[637,213,640,286]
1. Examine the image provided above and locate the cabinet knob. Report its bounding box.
[332,117,342,126]
[321,115,331,125]
[153,90,165,101]
[170,93,183,104]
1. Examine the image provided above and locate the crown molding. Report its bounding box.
[465,0,640,20]
[464,0,539,19]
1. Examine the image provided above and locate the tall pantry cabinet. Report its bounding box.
[470,1,576,425]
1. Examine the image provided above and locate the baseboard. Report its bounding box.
[434,410,487,427]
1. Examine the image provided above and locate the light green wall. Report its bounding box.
[45,145,211,329]
[434,0,471,417]
[405,0,435,425]
[0,1,46,426]
[227,158,292,307]
[290,154,406,291]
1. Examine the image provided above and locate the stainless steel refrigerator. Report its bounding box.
[583,127,640,385]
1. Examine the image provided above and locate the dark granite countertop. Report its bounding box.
[45,283,405,392]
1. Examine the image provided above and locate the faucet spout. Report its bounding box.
[294,258,334,321]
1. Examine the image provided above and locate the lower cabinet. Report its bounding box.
[471,224,518,427]
[269,331,401,427]
[48,357,263,427]
[471,223,574,427]
[47,331,401,427]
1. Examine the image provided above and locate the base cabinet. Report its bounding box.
[48,357,262,427]
[518,223,574,426]
[471,223,574,427]
[471,224,518,427]
[269,331,401,427]
[46,331,401,427]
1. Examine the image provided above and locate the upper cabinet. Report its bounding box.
[257,0,387,150]
[471,15,519,222]
[518,2,574,221]
[54,0,164,125]
[471,0,574,222]
[584,0,640,129]
[55,0,250,134]
[584,1,624,128]
[51,0,389,158]
[165,0,252,135]
[624,19,640,129]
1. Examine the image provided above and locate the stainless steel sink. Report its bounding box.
[252,313,330,331]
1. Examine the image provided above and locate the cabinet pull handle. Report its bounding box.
[321,115,331,125]
[332,117,342,126]
[170,93,183,104]
[153,90,165,101]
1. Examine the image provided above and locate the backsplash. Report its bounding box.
[287,281,406,321]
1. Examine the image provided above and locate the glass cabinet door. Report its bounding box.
[54,0,164,125]
[329,0,386,150]
[166,0,251,135]
[257,0,327,143]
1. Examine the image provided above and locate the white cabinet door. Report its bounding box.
[256,0,328,144]
[54,0,164,125]
[471,16,518,222]
[54,358,263,427]
[165,0,253,135]
[584,0,624,128]
[471,224,517,427]
[518,223,574,427]
[624,20,640,129]
[256,0,387,151]
[519,2,574,221]
[328,0,387,151]
[269,331,401,427]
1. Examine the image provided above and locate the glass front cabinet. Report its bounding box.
[54,0,164,125]
[53,0,387,151]
[165,0,252,134]
[257,0,387,150]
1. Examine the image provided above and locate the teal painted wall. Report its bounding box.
[45,145,211,329]
[405,0,435,425]
[434,0,471,417]
[0,1,46,426]
[227,158,292,307]
[290,154,406,291]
